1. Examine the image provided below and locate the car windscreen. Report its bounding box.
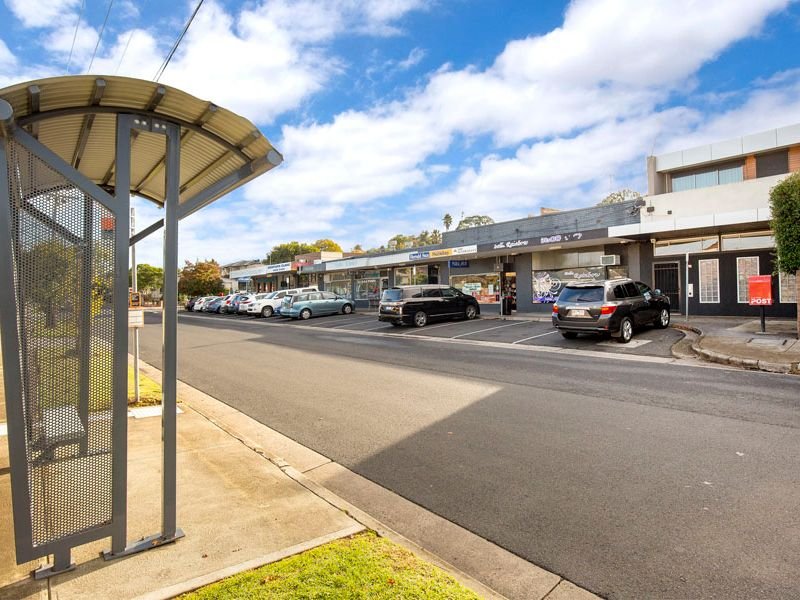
[558,286,604,303]
[381,289,403,302]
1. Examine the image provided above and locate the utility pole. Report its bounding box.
[131,206,140,403]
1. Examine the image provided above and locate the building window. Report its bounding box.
[670,162,743,192]
[736,257,759,303]
[756,150,789,178]
[450,273,500,304]
[395,266,428,286]
[325,272,351,298]
[720,231,774,251]
[780,272,797,304]
[698,259,719,303]
[654,236,719,256]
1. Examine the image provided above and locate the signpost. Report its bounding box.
[748,275,773,333]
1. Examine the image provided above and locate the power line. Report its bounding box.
[115,29,136,74]
[87,0,115,73]
[66,0,86,74]
[153,0,205,82]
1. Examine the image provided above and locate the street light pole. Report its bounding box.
[131,206,140,403]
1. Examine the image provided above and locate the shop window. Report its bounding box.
[721,232,774,251]
[539,247,604,270]
[736,257,759,303]
[355,278,380,301]
[654,236,719,256]
[779,272,797,304]
[756,150,789,178]
[450,273,500,304]
[532,266,605,303]
[395,266,428,286]
[698,259,720,303]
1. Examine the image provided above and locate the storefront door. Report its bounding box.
[653,262,680,311]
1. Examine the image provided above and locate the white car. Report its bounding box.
[191,296,215,312]
[249,287,319,317]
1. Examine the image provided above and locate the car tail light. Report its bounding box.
[552,304,558,313]
[600,304,617,315]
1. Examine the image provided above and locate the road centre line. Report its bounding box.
[512,330,558,344]
[449,321,527,339]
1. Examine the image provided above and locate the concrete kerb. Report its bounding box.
[673,324,800,375]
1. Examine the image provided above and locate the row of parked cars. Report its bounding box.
[377,278,671,343]
[185,286,356,320]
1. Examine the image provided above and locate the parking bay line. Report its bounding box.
[326,317,381,329]
[449,320,528,339]
[511,330,558,344]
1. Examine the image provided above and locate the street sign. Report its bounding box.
[748,275,772,306]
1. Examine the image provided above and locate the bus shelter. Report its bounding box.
[0,75,282,578]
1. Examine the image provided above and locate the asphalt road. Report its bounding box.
[137,310,800,599]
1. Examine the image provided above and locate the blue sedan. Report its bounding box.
[281,291,354,320]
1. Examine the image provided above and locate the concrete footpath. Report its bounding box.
[0,358,596,600]
[672,316,800,374]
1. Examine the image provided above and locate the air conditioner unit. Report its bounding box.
[601,254,620,266]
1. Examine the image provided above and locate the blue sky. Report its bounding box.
[2,0,800,267]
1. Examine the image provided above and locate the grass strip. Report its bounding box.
[181,531,481,600]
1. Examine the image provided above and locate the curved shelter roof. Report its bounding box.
[0,75,282,214]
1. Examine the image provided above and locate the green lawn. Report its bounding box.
[181,532,481,600]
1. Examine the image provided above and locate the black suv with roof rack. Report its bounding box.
[552,278,671,343]
[379,284,481,327]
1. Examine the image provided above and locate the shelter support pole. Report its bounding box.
[78,191,93,455]
[161,122,183,542]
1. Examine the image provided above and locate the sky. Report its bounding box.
[2,0,800,267]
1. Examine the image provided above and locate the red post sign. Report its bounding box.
[748,275,772,306]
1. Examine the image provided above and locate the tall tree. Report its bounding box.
[442,213,453,231]
[456,215,494,230]
[129,263,164,291]
[597,188,642,206]
[313,238,343,252]
[267,241,318,263]
[23,240,78,328]
[769,171,800,339]
[430,229,442,244]
[178,260,224,297]
[351,244,365,253]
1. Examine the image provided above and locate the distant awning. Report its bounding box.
[0,75,283,216]
[236,277,251,283]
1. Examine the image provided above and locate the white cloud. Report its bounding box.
[398,47,425,70]
[5,0,78,28]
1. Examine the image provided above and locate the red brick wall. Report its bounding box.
[743,155,756,179]
[789,145,800,173]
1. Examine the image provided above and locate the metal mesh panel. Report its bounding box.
[6,138,116,547]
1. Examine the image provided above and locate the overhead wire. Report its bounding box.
[115,29,136,74]
[87,0,115,73]
[153,0,205,82]
[65,0,86,74]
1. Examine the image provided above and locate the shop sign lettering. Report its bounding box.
[429,248,453,258]
[449,260,470,268]
[452,245,477,255]
[408,251,430,260]
[493,239,529,250]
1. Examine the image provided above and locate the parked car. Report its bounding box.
[250,287,319,317]
[236,293,258,314]
[378,284,480,327]
[185,296,200,311]
[205,297,223,313]
[280,291,354,319]
[552,278,671,343]
[229,293,250,314]
[218,294,236,313]
[192,296,213,312]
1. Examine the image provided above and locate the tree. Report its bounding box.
[456,215,494,230]
[351,244,365,253]
[597,188,642,206]
[129,263,164,291]
[313,238,343,252]
[442,213,453,231]
[769,171,800,339]
[178,259,224,297]
[23,240,78,328]
[267,241,318,263]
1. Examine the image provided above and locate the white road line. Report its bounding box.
[326,318,379,329]
[512,330,558,344]
[402,320,473,334]
[450,321,527,339]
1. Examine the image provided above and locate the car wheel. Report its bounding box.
[655,307,670,328]
[465,305,477,320]
[261,306,273,318]
[300,308,312,320]
[342,304,353,314]
[616,317,633,343]
[561,331,578,339]
[413,311,427,327]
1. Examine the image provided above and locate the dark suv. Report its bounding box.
[379,285,481,327]
[552,279,671,343]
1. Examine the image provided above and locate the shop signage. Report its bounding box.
[748,275,772,306]
[429,248,453,258]
[264,261,293,274]
[449,260,469,268]
[408,251,430,260]
[478,228,607,253]
[532,266,605,303]
[408,245,477,261]
[452,244,477,255]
